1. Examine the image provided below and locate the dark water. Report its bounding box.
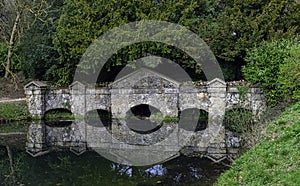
[0,119,230,186]
[0,146,228,186]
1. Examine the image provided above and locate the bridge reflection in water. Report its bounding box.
[26,117,240,166]
[25,69,266,165]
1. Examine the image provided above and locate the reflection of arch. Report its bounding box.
[179,108,208,132]
[44,108,73,127]
[85,109,112,129]
[128,104,161,119]
[126,104,163,134]
[223,108,253,133]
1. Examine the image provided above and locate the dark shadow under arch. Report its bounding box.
[125,104,163,134]
[179,108,208,132]
[85,109,112,130]
[44,108,73,127]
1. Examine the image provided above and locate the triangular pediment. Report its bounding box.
[207,78,226,87]
[110,68,180,89]
[69,81,86,89]
[24,81,48,89]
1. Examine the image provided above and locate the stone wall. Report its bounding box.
[24,70,266,161]
[25,80,266,121]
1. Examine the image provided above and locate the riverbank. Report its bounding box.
[215,101,300,185]
[0,102,31,123]
[0,76,29,123]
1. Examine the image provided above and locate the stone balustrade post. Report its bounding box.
[70,81,87,117]
[24,81,48,119]
[206,78,227,159]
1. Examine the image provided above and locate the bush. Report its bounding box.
[278,44,300,100]
[223,108,254,134]
[242,39,300,104]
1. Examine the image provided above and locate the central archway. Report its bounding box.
[125,104,163,134]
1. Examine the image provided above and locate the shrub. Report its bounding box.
[277,44,300,100]
[242,39,300,104]
[223,108,253,134]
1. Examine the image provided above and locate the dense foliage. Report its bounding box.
[17,0,63,81]
[52,0,300,85]
[211,0,300,61]
[278,44,300,101]
[243,39,300,104]
[0,0,299,102]
[53,0,216,84]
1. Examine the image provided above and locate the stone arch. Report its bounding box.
[85,109,112,129]
[125,104,163,134]
[44,108,73,127]
[44,108,73,118]
[180,105,209,113]
[179,108,208,132]
[127,104,161,119]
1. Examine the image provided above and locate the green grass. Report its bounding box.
[0,102,31,122]
[215,102,300,186]
[162,115,179,123]
[44,110,75,121]
[0,122,29,133]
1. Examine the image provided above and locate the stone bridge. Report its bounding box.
[24,68,266,162]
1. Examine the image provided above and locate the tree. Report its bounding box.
[0,0,16,42]
[0,0,48,79]
[53,0,300,85]
[210,0,300,62]
[17,0,63,81]
[53,0,215,85]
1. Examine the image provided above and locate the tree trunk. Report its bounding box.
[6,145,15,177]
[4,10,21,78]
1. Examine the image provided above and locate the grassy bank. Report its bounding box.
[0,102,31,133]
[0,102,31,122]
[215,102,300,185]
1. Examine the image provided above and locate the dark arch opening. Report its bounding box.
[179,108,208,132]
[44,108,73,127]
[85,109,112,130]
[125,104,163,134]
[223,108,253,133]
[129,104,155,119]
